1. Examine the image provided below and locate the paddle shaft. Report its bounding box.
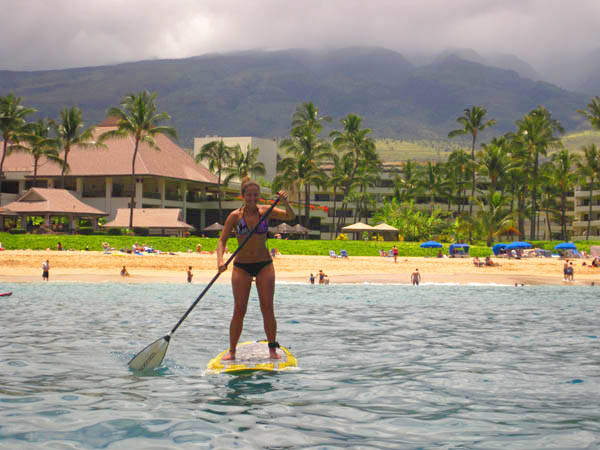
[169,197,281,335]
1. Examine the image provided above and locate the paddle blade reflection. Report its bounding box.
[128,336,170,371]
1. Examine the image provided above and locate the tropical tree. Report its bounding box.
[577,143,600,239]
[477,136,512,195]
[394,159,420,202]
[0,93,35,203]
[544,147,580,240]
[448,106,496,217]
[52,106,100,189]
[577,96,600,130]
[20,119,65,187]
[330,113,379,231]
[195,140,236,224]
[446,149,471,213]
[475,191,515,246]
[514,106,563,239]
[328,153,353,237]
[99,91,177,230]
[223,144,266,185]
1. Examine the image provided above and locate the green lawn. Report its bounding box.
[2,233,598,258]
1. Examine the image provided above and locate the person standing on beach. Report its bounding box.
[309,273,315,284]
[563,259,569,281]
[42,260,49,281]
[187,266,193,283]
[217,177,294,361]
[567,262,574,281]
[411,268,421,286]
[392,245,398,263]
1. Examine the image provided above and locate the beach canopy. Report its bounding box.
[554,242,577,250]
[203,222,224,231]
[275,222,296,234]
[420,240,443,248]
[372,223,399,231]
[293,223,310,234]
[449,243,469,255]
[492,243,508,255]
[341,222,376,232]
[504,241,532,251]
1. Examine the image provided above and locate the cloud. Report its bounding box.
[1,0,598,75]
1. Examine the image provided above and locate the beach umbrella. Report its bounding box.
[449,243,469,256]
[275,222,296,234]
[504,241,532,251]
[554,242,577,250]
[492,243,507,255]
[341,222,376,232]
[420,240,443,248]
[372,223,399,231]
[203,222,224,231]
[293,223,310,234]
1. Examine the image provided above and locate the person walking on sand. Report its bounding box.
[42,259,49,281]
[217,177,295,361]
[187,266,193,283]
[411,268,421,286]
[392,245,398,263]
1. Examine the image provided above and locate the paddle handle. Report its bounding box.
[169,196,281,334]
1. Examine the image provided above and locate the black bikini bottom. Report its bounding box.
[233,260,273,277]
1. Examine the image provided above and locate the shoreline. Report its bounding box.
[0,250,597,286]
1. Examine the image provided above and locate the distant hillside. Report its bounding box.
[0,47,590,148]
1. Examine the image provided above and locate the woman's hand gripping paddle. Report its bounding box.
[128,197,281,371]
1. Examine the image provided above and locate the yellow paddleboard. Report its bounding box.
[206,341,297,374]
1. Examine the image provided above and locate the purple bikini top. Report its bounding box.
[236,211,269,235]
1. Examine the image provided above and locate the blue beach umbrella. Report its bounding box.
[554,242,577,250]
[492,243,507,255]
[504,241,532,251]
[420,240,443,248]
[449,243,470,255]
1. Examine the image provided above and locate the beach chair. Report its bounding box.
[340,249,348,258]
[329,250,339,258]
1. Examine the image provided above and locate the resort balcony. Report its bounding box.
[574,189,600,198]
[574,204,600,213]
[572,220,600,228]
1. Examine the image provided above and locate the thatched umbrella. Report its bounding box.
[275,222,296,234]
[372,222,400,241]
[293,223,310,239]
[341,222,376,240]
[203,222,224,231]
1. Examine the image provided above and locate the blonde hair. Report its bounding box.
[241,176,260,195]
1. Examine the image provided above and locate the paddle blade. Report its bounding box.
[128,335,170,371]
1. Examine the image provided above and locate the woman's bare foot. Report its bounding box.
[222,351,235,361]
[269,349,281,359]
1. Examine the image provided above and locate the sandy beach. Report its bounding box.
[0,250,598,286]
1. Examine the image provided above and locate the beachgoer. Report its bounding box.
[567,262,574,281]
[563,259,569,281]
[392,245,398,263]
[270,247,277,258]
[318,269,328,284]
[473,256,483,267]
[217,178,294,361]
[57,242,63,251]
[120,266,130,277]
[437,249,443,258]
[187,266,193,283]
[196,243,202,253]
[309,273,315,284]
[42,259,49,281]
[411,268,421,286]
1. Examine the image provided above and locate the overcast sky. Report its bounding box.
[2,0,598,77]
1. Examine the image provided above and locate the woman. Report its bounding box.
[217,178,294,361]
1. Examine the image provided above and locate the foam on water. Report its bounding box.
[1,282,599,449]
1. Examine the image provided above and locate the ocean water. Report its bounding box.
[0,282,599,449]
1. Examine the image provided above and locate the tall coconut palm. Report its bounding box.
[330,113,378,231]
[394,159,419,202]
[20,119,65,187]
[328,153,353,237]
[52,106,100,189]
[545,147,580,240]
[577,143,600,239]
[446,149,472,213]
[476,191,514,246]
[99,91,177,230]
[448,106,496,217]
[195,140,236,224]
[477,136,512,195]
[0,93,35,204]
[515,106,564,239]
[577,96,600,130]
[223,144,266,185]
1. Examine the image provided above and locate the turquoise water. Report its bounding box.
[0,282,599,449]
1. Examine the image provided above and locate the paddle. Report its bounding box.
[128,196,281,371]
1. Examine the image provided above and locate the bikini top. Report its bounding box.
[236,209,269,235]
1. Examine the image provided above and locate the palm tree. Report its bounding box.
[577,96,600,130]
[20,119,65,187]
[577,143,600,239]
[328,153,352,237]
[477,136,512,195]
[330,113,379,231]
[514,106,564,239]
[0,93,35,204]
[545,147,580,240]
[476,191,514,246]
[448,106,496,218]
[195,140,235,224]
[99,91,177,230]
[278,102,331,226]
[52,106,100,189]
[223,144,266,185]
[394,159,420,202]
[446,149,471,213]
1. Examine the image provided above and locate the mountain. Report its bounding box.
[0,47,589,147]
[578,48,600,95]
